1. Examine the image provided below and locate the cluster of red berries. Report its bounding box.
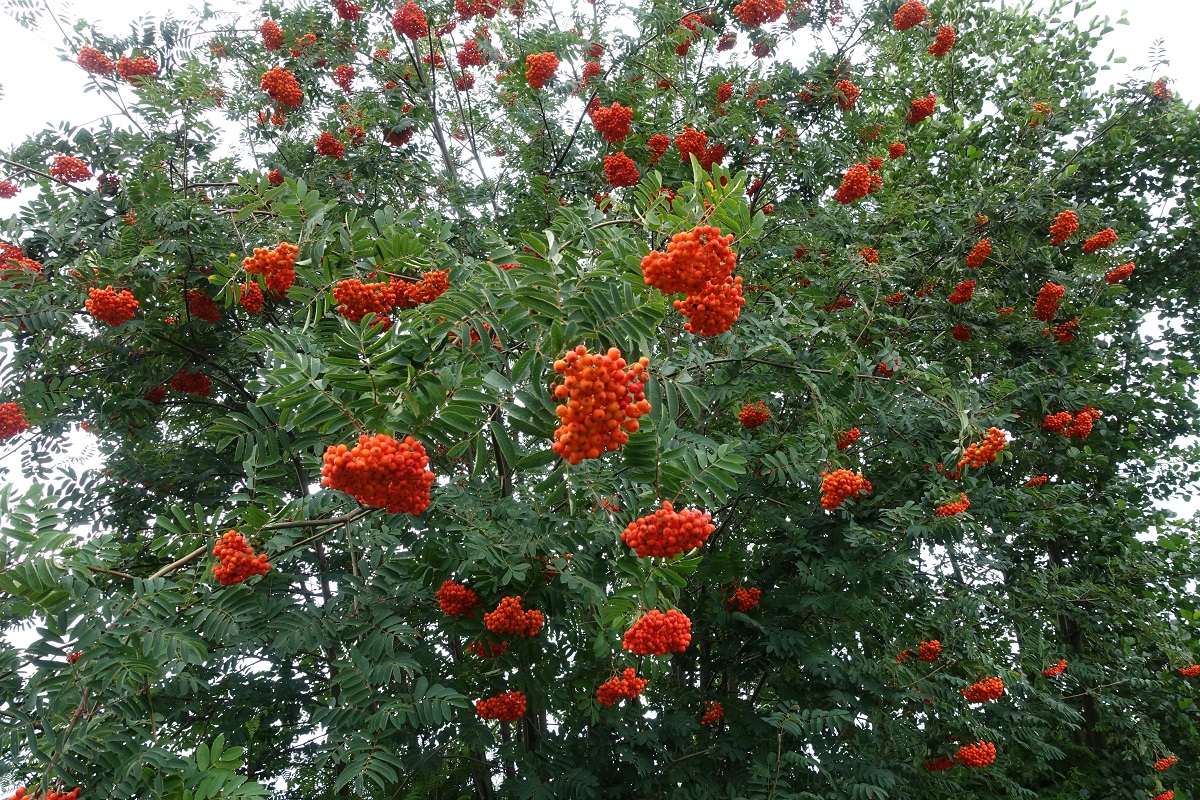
[261,66,303,108]
[0,181,18,199]
[907,94,937,124]
[550,345,651,464]
[525,52,559,89]
[1152,78,1171,101]
[1022,474,1048,488]
[240,281,265,314]
[728,586,761,612]
[958,427,1007,469]
[739,401,770,429]
[603,152,639,187]
[8,789,81,800]
[965,239,991,268]
[0,402,31,440]
[824,296,855,312]
[1081,227,1117,254]
[717,82,733,103]
[1049,210,1078,245]
[455,72,475,91]
[333,0,363,20]
[321,433,434,514]
[834,163,873,204]
[820,469,871,511]
[170,369,212,397]
[260,20,284,50]
[893,0,927,30]
[581,60,603,85]
[674,277,745,336]
[1033,282,1065,321]
[395,270,451,306]
[918,639,942,661]
[1042,658,1068,677]
[596,668,648,706]
[889,142,906,159]
[642,226,738,296]
[212,529,270,586]
[947,279,975,305]
[1045,318,1079,344]
[674,126,707,163]
[458,40,489,69]
[466,639,508,658]
[837,427,861,451]
[243,241,299,296]
[884,291,906,306]
[85,286,138,326]
[1178,665,1200,678]
[1154,755,1178,771]
[186,290,222,323]
[116,55,158,83]
[700,700,724,725]
[733,0,784,26]
[836,79,860,111]
[928,25,956,57]
[858,247,879,265]
[1154,791,1175,800]
[592,102,632,143]
[648,133,671,165]
[623,609,691,655]
[621,501,715,558]
[392,2,429,38]
[50,154,92,183]
[66,650,82,664]
[1105,262,1135,283]
[436,579,479,616]
[333,278,398,328]
[333,64,355,93]
[924,756,955,771]
[950,323,973,341]
[316,131,345,159]
[484,596,544,637]
[962,676,1004,703]
[935,493,970,517]
[1042,407,1101,440]
[476,690,526,721]
[78,46,115,75]
[954,741,997,768]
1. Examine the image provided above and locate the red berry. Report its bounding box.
[321,433,435,514]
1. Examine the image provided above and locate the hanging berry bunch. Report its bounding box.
[170,369,212,397]
[962,676,1004,703]
[50,155,92,183]
[733,0,785,27]
[958,427,1007,469]
[641,225,738,295]
[333,278,396,328]
[965,239,991,268]
[620,501,715,558]
[927,26,955,57]
[738,401,770,429]
[392,2,429,38]
[242,242,299,296]
[77,46,114,75]
[239,281,265,314]
[436,580,479,616]
[475,690,526,721]
[592,102,633,143]
[934,493,970,517]
[116,55,159,83]
[484,596,544,637]
[819,469,871,511]
[906,94,937,124]
[524,52,559,89]
[550,345,651,464]
[837,427,861,451]
[1081,227,1117,253]
[1042,659,1068,677]
[603,153,640,187]
[1033,282,1065,321]
[947,279,975,305]
[893,1,927,30]
[700,700,724,725]
[596,668,648,706]
[85,286,138,326]
[260,66,303,108]
[834,163,872,204]
[320,433,435,514]
[186,290,222,323]
[728,586,761,612]
[212,530,270,585]
[917,640,941,661]
[1105,262,1135,283]
[0,402,31,440]
[623,609,691,655]
[1154,756,1178,771]
[1049,210,1078,245]
[954,741,997,768]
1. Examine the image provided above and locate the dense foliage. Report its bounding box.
[2,0,1199,798]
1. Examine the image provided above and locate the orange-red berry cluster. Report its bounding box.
[819,469,871,511]
[1033,282,1064,321]
[243,241,299,296]
[240,280,265,314]
[260,66,302,109]
[592,102,632,143]
[437,579,479,616]
[260,20,284,50]
[907,94,937,124]
[475,690,526,721]
[958,427,1007,469]
[739,401,770,429]
[334,0,363,20]
[835,79,860,111]
[550,345,650,464]
[1043,407,1101,440]
[212,530,270,585]
[9,789,81,800]
[733,0,784,26]
[394,269,451,307]
[648,133,671,164]
[935,492,970,517]
[962,676,1004,703]
[116,55,158,83]
[393,2,428,38]
[674,277,745,335]
[924,757,955,771]
[186,290,222,323]
[85,286,138,326]
[596,668,648,706]
[333,278,397,328]
[1154,791,1175,800]
[623,609,691,655]
[1154,755,1178,771]
[621,501,714,559]
[1049,210,1078,245]
[927,25,956,57]
[837,427,861,451]
[893,0,927,30]
[728,586,761,612]
[700,700,724,725]
[834,163,872,204]
[525,52,559,89]
[1179,665,1200,678]
[316,131,345,159]
[66,650,82,664]
[965,238,991,268]
[1042,658,1068,677]
[950,323,973,341]
[321,433,434,514]
[51,154,92,183]
[1081,227,1117,254]
[484,596,544,637]
[954,740,997,768]
[78,46,114,75]
[0,402,31,440]
[466,639,508,658]
[858,247,879,264]
[642,225,738,296]
[947,279,975,305]
[918,639,941,661]
[333,64,355,93]
[603,152,639,187]
[1105,262,1135,283]
[889,142,906,159]
[170,369,211,397]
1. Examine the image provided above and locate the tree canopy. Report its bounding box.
[1,0,1199,798]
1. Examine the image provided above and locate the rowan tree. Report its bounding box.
[1,0,1199,798]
